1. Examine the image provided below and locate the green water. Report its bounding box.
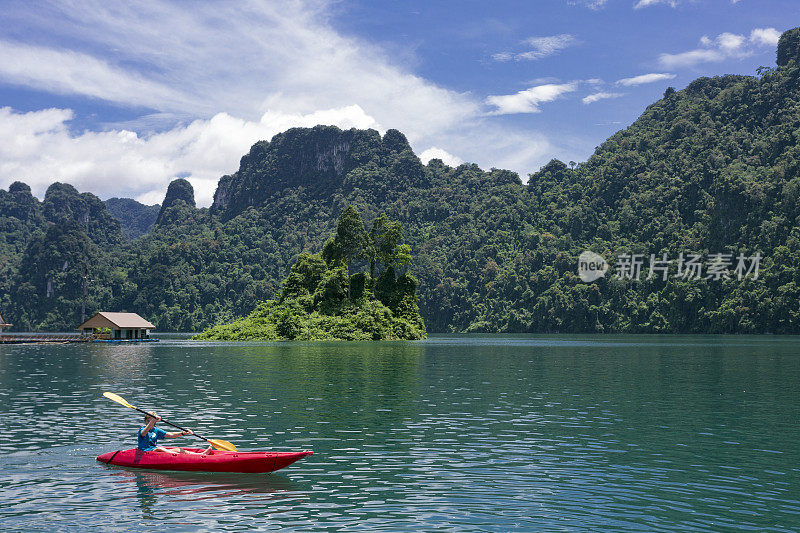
[1,335,799,531]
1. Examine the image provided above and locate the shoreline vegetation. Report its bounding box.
[194,207,426,341]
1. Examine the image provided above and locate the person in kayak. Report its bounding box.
[139,412,212,455]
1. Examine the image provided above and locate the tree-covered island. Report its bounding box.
[194,206,426,340]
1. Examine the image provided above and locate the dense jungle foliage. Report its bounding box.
[1,29,799,334]
[105,198,160,241]
[194,206,426,340]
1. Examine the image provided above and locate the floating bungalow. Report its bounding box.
[77,312,157,342]
[0,311,159,344]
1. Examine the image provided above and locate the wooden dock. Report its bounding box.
[0,333,92,344]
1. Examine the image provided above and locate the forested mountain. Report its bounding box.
[2,28,799,334]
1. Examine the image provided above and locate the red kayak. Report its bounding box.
[97,448,313,473]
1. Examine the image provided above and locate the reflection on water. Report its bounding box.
[109,469,304,519]
[89,343,155,378]
[1,335,799,531]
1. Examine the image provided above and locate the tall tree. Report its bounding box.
[336,205,367,298]
[369,214,403,278]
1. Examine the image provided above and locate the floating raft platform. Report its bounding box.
[92,338,159,344]
[0,334,159,344]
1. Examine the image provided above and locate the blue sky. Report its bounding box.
[0,0,794,206]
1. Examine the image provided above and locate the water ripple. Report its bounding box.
[0,336,799,531]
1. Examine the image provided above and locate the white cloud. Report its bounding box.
[0,40,191,112]
[519,34,577,60]
[419,147,463,167]
[525,76,563,85]
[493,34,577,62]
[634,0,678,8]
[617,73,676,86]
[633,0,741,7]
[659,48,726,68]
[717,32,745,52]
[567,0,608,9]
[0,1,588,203]
[658,28,779,68]
[750,28,781,47]
[0,2,478,143]
[486,83,578,115]
[582,92,624,104]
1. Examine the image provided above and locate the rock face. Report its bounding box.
[156,178,195,225]
[1,181,39,222]
[777,27,800,67]
[42,183,123,246]
[210,125,422,219]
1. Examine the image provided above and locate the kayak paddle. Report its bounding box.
[103,392,237,451]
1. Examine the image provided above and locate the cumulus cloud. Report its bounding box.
[659,28,781,68]
[486,83,578,115]
[419,147,463,167]
[582,92,624,104]
[0,1,583,203]
[617,73,676,86]
[493,34,577,62]
[717,32,746,52]
[750,27,781,47]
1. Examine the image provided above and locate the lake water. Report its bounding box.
[1,335,799,531]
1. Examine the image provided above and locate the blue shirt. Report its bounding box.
[138,426,167,451]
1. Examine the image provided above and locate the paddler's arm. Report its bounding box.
[165,429,195,439]
[140,414,159,437]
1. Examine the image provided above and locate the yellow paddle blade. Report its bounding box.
[103,392,135,409]
[208,439,237,451]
